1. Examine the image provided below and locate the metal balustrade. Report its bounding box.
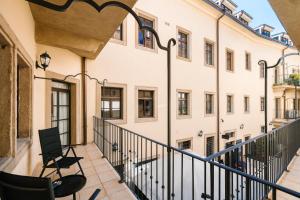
[93,116,300,200]
[207,118,300,199]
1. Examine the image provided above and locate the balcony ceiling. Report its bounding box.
[268,0,300,50]
[29,0,136,59]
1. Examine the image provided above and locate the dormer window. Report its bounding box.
[216,0,237,14]
[255,24,274,38]
[235,10,253,26]
[262,30,271,37]
[281,37,289,45]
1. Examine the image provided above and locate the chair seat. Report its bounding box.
[48,157,83,169]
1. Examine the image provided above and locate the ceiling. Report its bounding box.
[29,0,136,59]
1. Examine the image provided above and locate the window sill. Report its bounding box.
[0,138,31,172]
[135,117,158,123]
[176,55,191,62]
[136,44,157,54]
[204,113,215,117]
[177,115,192,119]
[109,38,127,46]
[204,63,215,68]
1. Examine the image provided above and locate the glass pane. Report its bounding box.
[52,106,57,121]
[52,91,57,106]
[59,106,69,119]
[52,82,70,90]
[59,120,69,133]
[59,92,69,105]
[52,121,57,128]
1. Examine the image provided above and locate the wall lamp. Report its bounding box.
[198,130,203,137]
[36,52,51,71]
[240,124,244,129]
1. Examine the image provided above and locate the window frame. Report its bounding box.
[110,19,127,46]
[259,63,265,78]
[97,83,127,125]
[205,134,216,157]
[226,48,234,72]
[138,90,154,119]
[101,87,123,120]
[205,92,215,116]
[260,97,265,111]
[204,39,215,67]
[244,96,250,113]
[176,26,192,62]
[135,9,158,53]
[177,89,192,119]
[245,52,251,71]
[226,94,234,114]
[135,86,158,123]
[177,138,193,150]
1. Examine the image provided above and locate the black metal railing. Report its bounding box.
[207,118,300,198]
[93,116,300,200]
[285,110,300,119]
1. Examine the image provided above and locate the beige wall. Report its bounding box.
[86,0,300,155]
[2,0,300,176]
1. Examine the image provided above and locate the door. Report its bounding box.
[51,81,71,145]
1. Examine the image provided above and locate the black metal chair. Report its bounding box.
[0,171,100,200]
[38,127,84,178]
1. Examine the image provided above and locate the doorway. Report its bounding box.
[51,81,71,145]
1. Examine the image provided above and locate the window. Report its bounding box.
[101,87,123,119]
[178,92,189,115]
[245,136,250,141]
[245,52,251,70]
[112,24,123,41]
[225,141,235,148]
[138,16,154,49]
[227,95,233,113]
[178,31,189,59]
[226,49,234,71]
[178,140,192,150]
[205,41,214,66]
[275,98,281,118]
[260,63,265,78]
[262,30,271,37]
[260,97,265,111]
[221,4,233,14]
[205,93,214,114]
[138,90,154,118]
[240,18,249,25]
[206,136,215,156]
[281,37,289,45]
[244,96,250,113]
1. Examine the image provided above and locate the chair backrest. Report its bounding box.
[0,171,55,200]
[39,127,63,165]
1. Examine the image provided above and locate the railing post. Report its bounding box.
[102,118,106,158]
[246,177,251,200]
[210,162,214,199]
[272,188,277,200]
[119,127,124,183]
[225,152,231,200]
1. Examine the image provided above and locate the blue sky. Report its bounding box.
[233,0,285,33]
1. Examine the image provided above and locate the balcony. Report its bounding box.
[93,116,300,199]
[32,143,136,200]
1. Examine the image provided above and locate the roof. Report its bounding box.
[203,0,291,47]
[255,24,275,31]
[235,10,253,20]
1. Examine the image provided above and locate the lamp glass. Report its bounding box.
[40,52,51,68]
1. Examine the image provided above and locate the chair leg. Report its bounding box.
[73,193,76,200]
[39,166,46,178]
[71,147,85,176]
[53,159,63,178]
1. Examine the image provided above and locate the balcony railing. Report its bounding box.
[285,109,300,119]
[93,116,300,200]
[207,118,300,198]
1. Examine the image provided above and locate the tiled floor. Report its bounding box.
[35,143,136,200]
[277,154,300,200]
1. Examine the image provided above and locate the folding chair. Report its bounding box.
[38,127,84,178]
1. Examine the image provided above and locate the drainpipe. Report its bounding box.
[216,11,225,153]
[82,57,87,145]
[282,46,288,81]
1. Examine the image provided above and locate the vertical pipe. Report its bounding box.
[265,64,268,134]
[81,57,87,145]
[216,12,225,153]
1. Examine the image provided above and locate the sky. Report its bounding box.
[233,0,285,34]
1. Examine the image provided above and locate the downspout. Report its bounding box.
[81,57,87,145]
[282,45,288,81]
[216,11,225,153]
